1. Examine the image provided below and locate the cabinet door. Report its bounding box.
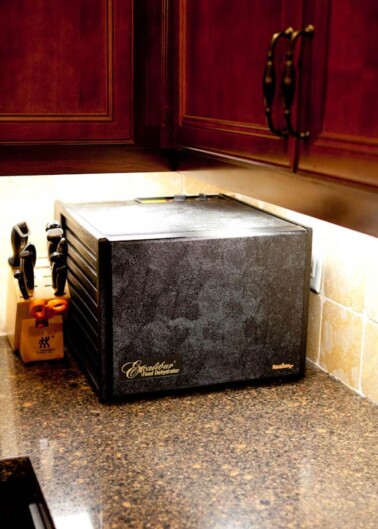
[298,0,378,186]
[0,0,133,144]
[175,0,303,168]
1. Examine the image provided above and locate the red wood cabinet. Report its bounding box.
[1,0,377,193]
[0,0,133,144]
[298,0,378,186]
[175,0,303,169]
[175,0,378,187]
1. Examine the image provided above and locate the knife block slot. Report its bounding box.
[6,266,70,354]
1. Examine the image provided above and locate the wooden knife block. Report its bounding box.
[19,316,65,363]
[6,263,70,356]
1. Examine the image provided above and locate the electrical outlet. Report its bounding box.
[310,254,323,293]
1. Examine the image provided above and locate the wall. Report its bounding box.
[1,172,377,405]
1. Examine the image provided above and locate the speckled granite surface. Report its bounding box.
[0,336,377,529]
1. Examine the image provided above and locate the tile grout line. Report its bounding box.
[358,316,367,396]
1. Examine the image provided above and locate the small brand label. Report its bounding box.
[121,357,181,380]
[38,335,55,355]
[272,363,295,370]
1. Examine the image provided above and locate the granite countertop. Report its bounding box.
[0,336,377,529]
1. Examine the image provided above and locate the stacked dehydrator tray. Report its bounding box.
[55,195,312,401]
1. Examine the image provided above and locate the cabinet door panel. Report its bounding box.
[298,0,378,185]
[0,0,133,143]
[176,0,303,168]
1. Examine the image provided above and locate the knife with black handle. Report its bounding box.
[56,237,67,259]
[55,265,68,296]
[14,270,30,300]
[8,222,30,268]
[20,246,36,292]
[46,228,63,264]
[50,251,66,289]
[23,242,37,266]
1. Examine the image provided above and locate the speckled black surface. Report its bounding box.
[111,233,308,397]
[0,336,377,529]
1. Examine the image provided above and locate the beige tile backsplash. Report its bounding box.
[362,322,378,403]
[0,172,377,405]
[306,292,322,364]
[320,301,363,389]
[365,249,378,322]
[323,236,368,312]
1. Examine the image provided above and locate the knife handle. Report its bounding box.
[14,270,30,300]
[47,228,63,263]
[23,242,37,266]
[50,252,66,288]
[8,222,30,268]
[20,249,35,291]
[55,265,68,296]
[56,237,67,258]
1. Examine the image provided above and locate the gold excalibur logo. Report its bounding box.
[121,358,181,380]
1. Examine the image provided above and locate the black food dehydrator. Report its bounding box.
[55,195,312,401]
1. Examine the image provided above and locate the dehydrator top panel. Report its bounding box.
[59,196,305,242]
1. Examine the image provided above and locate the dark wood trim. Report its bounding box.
[298,133,378,187]
[177,148,378,238]
[134,0,172,148]
[0,145,173,176]
[181,115,272,136]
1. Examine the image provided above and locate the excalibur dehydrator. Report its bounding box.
[55,195,312,401]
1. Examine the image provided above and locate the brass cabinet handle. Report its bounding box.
[262,27,293,138]
[281,24,315,139]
